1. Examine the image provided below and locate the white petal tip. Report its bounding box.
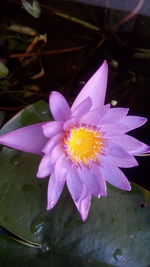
[50,91,57,95]
[81,214,88,222]
[36,171,46,178]
[126,185,132,191]
[36,175,44,179]
[47,201,55,210]
[102,60,108,67]
[122,183,131,191]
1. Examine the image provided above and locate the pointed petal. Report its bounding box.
[71,61,108,111]
[105,142,134,158]
[47,173,65,210]
[101,162,131,191]
[121,116,147,132]
[37,154,53,178]
[0,122,47,154]
[110,134,150,155]
[79,104,110,125]
[76,165,101,197]
[54,153,68,182]
[66,166,83,202]
[79,192,91,221]
[101,153,138,168]
[42,133,64,154]
[103,116,147,136]
[42,121,63,138]
[50,143,63,164]
[92,163,107,197]
[99,108,129,124]
[71,97,92,117]
[49,91,71,121]
[63,117,77,131]
[102,142,139,168]
[75,185,92,221]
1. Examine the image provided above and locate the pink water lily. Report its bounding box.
[0,61,149,221]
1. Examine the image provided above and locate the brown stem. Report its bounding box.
[10,46,89,58]
[111,0,144,31]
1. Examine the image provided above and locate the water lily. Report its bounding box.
[0,61,149,221]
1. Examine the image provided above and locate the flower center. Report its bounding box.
[64,126,104,165]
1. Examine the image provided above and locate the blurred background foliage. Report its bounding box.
[0,0,150,185]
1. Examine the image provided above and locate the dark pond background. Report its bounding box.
[0,0,150,190]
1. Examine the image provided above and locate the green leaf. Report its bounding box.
[22,0,41,18]
[0,63,9,78]
[0,101,150,266]
[0,100,51,245]
[0,233,105,267]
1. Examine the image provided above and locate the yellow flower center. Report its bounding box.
[64,126,104,165]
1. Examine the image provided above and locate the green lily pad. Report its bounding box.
[0,101,150,266]
[0,233,106,267]
[0,100,51,245]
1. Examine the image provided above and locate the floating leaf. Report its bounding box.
[22,0,41,18]
[0,233,103,267]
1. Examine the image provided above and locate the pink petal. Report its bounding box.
[0,122,47,154]
[121,116,147,132]
[54,153,68,182]
[42,121,63,138]
[105,142,134,158]
[47,173,65,210]
[91,163,107,197]
[50,143,63,164]
[103,116,147,137]
[71,61,108,111]
[101,153,138,168]
[74,185,92,221]
[79,104,110,125]
[102,139,139,168]
[63,117,77,131]
[37,154,53,178]
[38,144,63,178]
[49,91,71,121]
[101,162,131,191]
[42,133,64,154]
[71,97,92,117]
[99,108,129,124]
[110,134,150,155]
[76,165,101,197]
[66,166,83,202]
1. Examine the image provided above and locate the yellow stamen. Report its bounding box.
[64,126,104,165]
